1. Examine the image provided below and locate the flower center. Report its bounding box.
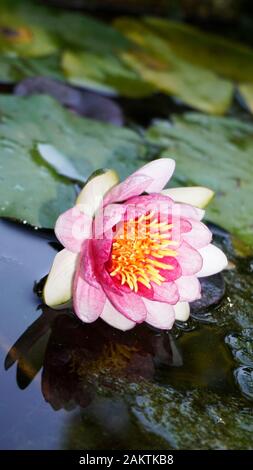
[108,211,178,292]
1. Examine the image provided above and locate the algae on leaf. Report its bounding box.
[147,113,253,249]
[0,94,147,228]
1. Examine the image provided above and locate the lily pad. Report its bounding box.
[144,17,253,83]
[0,94,147,228]
[0,54,64,84]
[114,18,233,114]
[144,17,253,114]
[147,113,253,249]
[62,50,154,97]
[0,6,57,57]
[239,83,253,113]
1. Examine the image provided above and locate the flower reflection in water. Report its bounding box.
[5,308,182,412]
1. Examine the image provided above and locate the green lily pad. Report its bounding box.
[114,18,233,114]
[0,6,57,57]
[144,17,253,83]
[143,17,253,114]
[0,54,64,84]
[239,83,253,113]
[62,50,155,97]
[147,113,253,249]
[0,94,147,228]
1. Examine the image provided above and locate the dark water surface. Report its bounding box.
[0,219,252,449]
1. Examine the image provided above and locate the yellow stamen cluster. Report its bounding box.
[109,211,178,292]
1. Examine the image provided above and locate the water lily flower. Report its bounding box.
[43,159,228,331]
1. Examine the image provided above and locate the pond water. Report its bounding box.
[0,218,252,450]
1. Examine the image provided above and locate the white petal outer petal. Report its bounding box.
[43,249,78,308]
[76,169,119,216]
[174,301,190,321]
[197,244,228,277]
[162,186,214,209]
[100,300,136,331]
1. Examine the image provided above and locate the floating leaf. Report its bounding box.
[114,18,233,114]
[239,83,253,113]
[62,50,154,97]
[143,17,253,114]
[0,54,64,84]
[144,17,253,83]
[0,94,147,228]
[0,7,57,57]
[147,113,253,249]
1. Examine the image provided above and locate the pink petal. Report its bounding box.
[175,276,201,302]
[100,300,136,331]
[174,202,205,221]
[135,158,175,193]
[177,241,203,275]
[73,268,106,323]
[152,281,179,304]
[104,158,175,205]
[104,288,147,323]
[79,240,100,289]
[124,193,174,219]
[182,219,212,249]
[94,203,125,239]
[103,174,153,206]
[143,298,175,329]
[55,206,92,253]
[155,256,182,282]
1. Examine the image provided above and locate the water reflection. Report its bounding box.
[5,308,182,411]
